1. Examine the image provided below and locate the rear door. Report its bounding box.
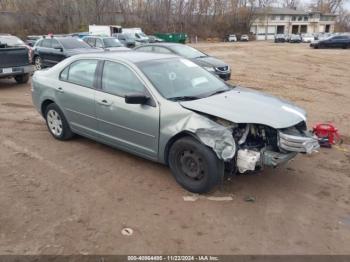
[38,39,53,66]
[55,59,99,137]
[95,60,160,160]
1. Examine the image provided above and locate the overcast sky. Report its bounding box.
[299,0,350,10]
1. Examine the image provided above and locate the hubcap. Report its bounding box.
[35,57,41,70]
[179,150,205,180]
[47,109,63,136]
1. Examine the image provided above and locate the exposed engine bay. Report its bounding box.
[213,117,320,174]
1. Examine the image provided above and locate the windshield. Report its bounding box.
[103,38,123,47]
[59,38,90,49]
[138,58,230,100]
[0,36,25,46]
[170,45,207,59]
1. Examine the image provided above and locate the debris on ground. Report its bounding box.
[121,228,133,236]
[183,194,234,202]
[244,196,256,203]
[313,123,341,148]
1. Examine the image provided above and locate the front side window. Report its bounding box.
[102,61,145,97]
[42,39,52,48]
[59,38,90,49]
[103,38,123,47]
[66,60,98,88]
[138,58,228,100]
[51,39,61,49]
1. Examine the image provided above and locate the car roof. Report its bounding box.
[72,51,178,63]
[138,42,184,48]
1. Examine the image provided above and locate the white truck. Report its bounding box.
[88,25,122,37]
[122,28,149,43]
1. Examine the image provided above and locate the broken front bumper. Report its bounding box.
[278,131,320,154]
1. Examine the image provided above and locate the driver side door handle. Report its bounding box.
[98,99,112,106]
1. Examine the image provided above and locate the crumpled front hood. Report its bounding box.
[192,56,228,68]
[180,87,307,129]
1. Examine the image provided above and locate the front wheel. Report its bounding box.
[14,73,30,84]
[45,103,73,140]
[168,136,224,193]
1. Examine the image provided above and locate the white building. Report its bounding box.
[250,7,337,40]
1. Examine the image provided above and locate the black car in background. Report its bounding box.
[310,35,350,49]
[0,34,34,84]
[134,43,231,81]
[82,36,130,51]
[33,36,102,69]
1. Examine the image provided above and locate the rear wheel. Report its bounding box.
[168,136,223,193]
[45,103,73,140]
[14,73,30,84]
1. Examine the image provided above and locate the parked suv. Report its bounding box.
[0,34,34,84]
[310,35,350,49]
[33,36,102,69]
[82,36,130,51]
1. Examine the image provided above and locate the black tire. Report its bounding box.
[44,103,73,140]
[34,56,42,70]
[14,73,30,84]
[342,44,347,49]
[168,136,224,193]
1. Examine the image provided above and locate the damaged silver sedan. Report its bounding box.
[31,52,319,193]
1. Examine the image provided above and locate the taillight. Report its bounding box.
[25,45,33,63]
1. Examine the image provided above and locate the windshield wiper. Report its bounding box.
[207,89,230,97]
[168,96,201,101]
[196,55,207,59]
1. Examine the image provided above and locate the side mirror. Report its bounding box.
[125,93,149,105]
[54,46,63,52]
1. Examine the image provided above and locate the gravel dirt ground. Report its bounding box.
[0,41,349,255]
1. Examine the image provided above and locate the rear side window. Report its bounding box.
[60,66,69,81]
[63,60,98,88]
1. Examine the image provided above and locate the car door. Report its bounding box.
[56,59,99,137]
[95,60,160,160]
[50,39,66,65]
[38,39,53,66]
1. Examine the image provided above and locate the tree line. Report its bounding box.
[0,0,349,38]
